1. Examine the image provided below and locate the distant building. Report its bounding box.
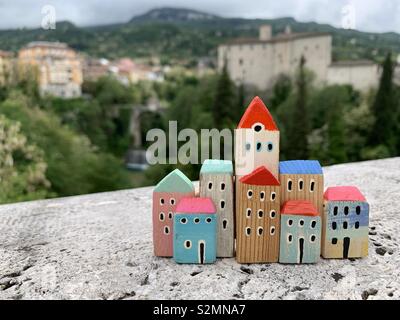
[218,25,379,91]
[18,41,82,98]
[110,58,164,85]
[82,57,110,81]
[0,50,14,85]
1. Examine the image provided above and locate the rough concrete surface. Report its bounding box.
[0,158,399,300]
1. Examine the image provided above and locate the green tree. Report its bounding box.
[0,114,53,203]
[286,56,310,159]
[0,91,132,198]
[327,104,347,163]
[370,52,397,154]
[212,64,236,129]
[270,74,292,109]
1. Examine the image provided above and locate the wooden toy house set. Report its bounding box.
[152,96,369,264]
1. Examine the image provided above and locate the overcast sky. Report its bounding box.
[0,0,399,33]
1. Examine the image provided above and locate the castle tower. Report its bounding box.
[235,96,280,178]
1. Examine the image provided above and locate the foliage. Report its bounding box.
[0,90,132,200]
[369,53,398,154]
[0,114,52,203]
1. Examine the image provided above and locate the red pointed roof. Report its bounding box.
[281,200,319,216]
[239,166,280,186]
[237,96,278,131]
[324,186,366,201]
[176,197,216,214]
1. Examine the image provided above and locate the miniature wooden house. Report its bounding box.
[153,169,195,257]
[199,159,234,258]
[279,200,321,264]
[173,197,217,264]
[235,96,280,178]
[235,166,280,263]
[279,160,324,216]
[322,186,369,259]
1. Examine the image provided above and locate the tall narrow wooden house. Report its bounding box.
[322,186,369,259]
[200,159,234,257]
[279,160,324,216]
[152,169,195,257]
[235,96,280,178]
[235,166,281,263]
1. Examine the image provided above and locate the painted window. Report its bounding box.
[160,198,165,205]
[246,208,251,218]
[310,220,316,228]
[333,206,338,216]
[287,219,293,227]
[344,206,349,215]
[256,142,262,152]
[355,221,359,229]
[266,142,273,152]
[222,219,228,229]
[180,217,187,224]
[168,212,173,219]
[170,198,175,205]
[206,217,212,223]
[356,206,361,215]
[260,191,265,201]
[270,192,276,201]
[164,226,170,235]
[310,235,316,243]
[310,180,315,192]
[208,182,213,190]
[184,240,192,249]
[287,179,293,192]
[331,238,338,245]
[194,217,200,224]
[252,123,264,132]
[299,219,304,227]
[159,212,165,221]
[332,222,337,230]
[270,226,276,235]
[220,200,225,209]
[245,143,251,151]
[257,227,263,236]
[245,227,251,236]
[287,234,293,243]
[298,179,304,191]
[220,182,226,191]
[269,210,276,219]
[247,190,253,199]
[343,221,348,229]
[258,209,264,218]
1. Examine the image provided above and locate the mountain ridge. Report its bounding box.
[0,7,398,62]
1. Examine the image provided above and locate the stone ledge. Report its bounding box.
[0,157,399,300]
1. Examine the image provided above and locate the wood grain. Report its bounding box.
[200,173,234,257]
[235,179,280,263]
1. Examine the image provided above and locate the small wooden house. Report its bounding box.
[322,186,369,259]
[236,166,280,263]
[279,160,324,216]
[235,96,280,178]
[200,159,234,258]
[279,200,321,264]
[152,169,195,257]
[173,197,217,264]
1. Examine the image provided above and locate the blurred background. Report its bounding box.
[0,0,399,204]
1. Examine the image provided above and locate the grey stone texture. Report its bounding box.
[0,158,399,300]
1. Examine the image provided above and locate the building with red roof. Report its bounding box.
[279,200,321,264]
[235,96,280,177]
[322,186,369,259]
[235,166,281,263]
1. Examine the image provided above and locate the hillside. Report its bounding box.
[0,7,399,62]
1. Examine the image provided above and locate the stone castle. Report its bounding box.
[218,25,380,92]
